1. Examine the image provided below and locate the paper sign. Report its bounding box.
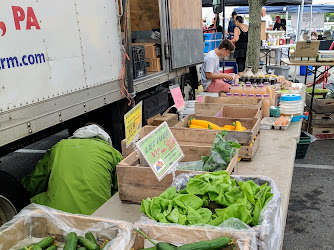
[124,101,142,147]
[170,85,185,110]
[136,122,184,181]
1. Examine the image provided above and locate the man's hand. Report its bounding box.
[223,74,233,81]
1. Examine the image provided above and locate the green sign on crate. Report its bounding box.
[136,122,184,181]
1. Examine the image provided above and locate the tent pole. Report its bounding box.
[309,4,312,39]
[298,0,305,41]
[293,5,301,82]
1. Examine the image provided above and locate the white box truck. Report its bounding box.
[0,0,204,223]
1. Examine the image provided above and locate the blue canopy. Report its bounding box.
[234,5,334,14]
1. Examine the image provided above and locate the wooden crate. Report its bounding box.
[195,96,263,117]
[217,106,263,120]
[306,93,334,114]
[308,126,334,140]
[308,111,334,128]
[132,223,254,250]
[175,115,260,145]
[147,113,178,127]
[117,146,239,203]
[238,133,260,161]
[0,209,133,250]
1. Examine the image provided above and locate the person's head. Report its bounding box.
[235,16,244,25]
[232,11,237,22]
[275,16,281,24]
[262,7,266,17]
[311,32,318,40]
[203,18,206,24]
[217,39,235,58]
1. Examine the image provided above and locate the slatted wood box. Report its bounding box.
[117,145,239,203]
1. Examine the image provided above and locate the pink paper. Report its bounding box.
[196,96,202,103]
[171,87,185,110]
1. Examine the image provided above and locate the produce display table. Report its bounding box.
[281,58,334,132]
[93,86,306,249]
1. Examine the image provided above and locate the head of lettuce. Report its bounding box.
[21,124,123,215]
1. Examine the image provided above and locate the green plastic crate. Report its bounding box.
[295,131,311,159]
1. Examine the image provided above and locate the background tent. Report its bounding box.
[202,0,312,7]
[234,5,334,14]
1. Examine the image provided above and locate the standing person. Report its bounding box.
[22,124,123,215]
[201,40,236,93]
[261,7,273,31]
[230,16,248,75]
[228,11,237,39]
[273,16,285,31]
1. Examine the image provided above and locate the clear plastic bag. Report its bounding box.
[0,204,135,250]
[139,174,282,250]
[326,83,334,99]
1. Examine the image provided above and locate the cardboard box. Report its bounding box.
[133,43,161,58]
[261,21,266,40]
[146,58,161,72]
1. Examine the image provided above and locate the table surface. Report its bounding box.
[93,86,306,249]
[281,58,334,66]
[261,44,295,50]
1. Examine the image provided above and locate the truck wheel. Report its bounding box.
[0,171,30,226]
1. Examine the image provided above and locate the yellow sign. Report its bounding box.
[124,101,143,147]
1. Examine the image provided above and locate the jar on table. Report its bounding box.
[280,94,304,122]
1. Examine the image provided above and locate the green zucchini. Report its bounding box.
[85,232,98,246]
[156,242,176,250]
[77,247,87,250]
[176,236,232,250]
[138,247,156,250]
[63,232,78,250]
[45,246,57,250]
[35,236,55,249]
[78,236,99,250]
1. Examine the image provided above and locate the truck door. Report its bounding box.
[166,0,204,69]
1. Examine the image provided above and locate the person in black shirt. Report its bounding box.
[274,16,286,31]
[230,16,248,75]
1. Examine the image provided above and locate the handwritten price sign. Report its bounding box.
[170,85,185,111]
[136,122,184,181]
[124,102,142,147]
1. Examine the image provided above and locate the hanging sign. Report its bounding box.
[124,101,143,147]
[136,122,184,181]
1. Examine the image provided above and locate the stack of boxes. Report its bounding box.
[133,42,161,72]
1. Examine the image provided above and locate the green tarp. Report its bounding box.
[22,138,122,215]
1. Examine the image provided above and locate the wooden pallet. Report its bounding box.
[117,147,239,203]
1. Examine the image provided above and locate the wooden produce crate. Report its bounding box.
[0,209,134,250]
[117,146,239,203]
[217,106,263,120]
[306,93,334,114]
[238,133,260,162]
[175,115,260,145]
[308,126,334,140]
[307,110,334,128]
[132,223,254,250]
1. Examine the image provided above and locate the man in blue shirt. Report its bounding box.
[228,11,237,39]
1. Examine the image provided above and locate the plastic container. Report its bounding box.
[233,93,240,97]
[270,87,276,106]
[280,94,303,119]
[242,84,255,97]
[248,94,254,98]
[243,67,254,79]
[263,94,270,118]
[300,66,313,76]
[256,94,262,98]
[241,93,247,98]
[230,84,242,95]
[255,85,266,97]
[226,93,232,97]
[296,132,312,159]
[264,82,273,104]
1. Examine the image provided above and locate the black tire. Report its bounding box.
[0,171,30,218]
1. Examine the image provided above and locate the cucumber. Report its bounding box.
[138,247,156,250]
[64,232,78,250]
[78,236,99,250]
[156,242,176,250]
[85,232,98,246]
[31,246,42,250]
[45,246,57,250]
[35,236,55,249]
[176,237,232,250]
[77,248,87,250]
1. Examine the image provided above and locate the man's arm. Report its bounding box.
[206,72,233,81]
